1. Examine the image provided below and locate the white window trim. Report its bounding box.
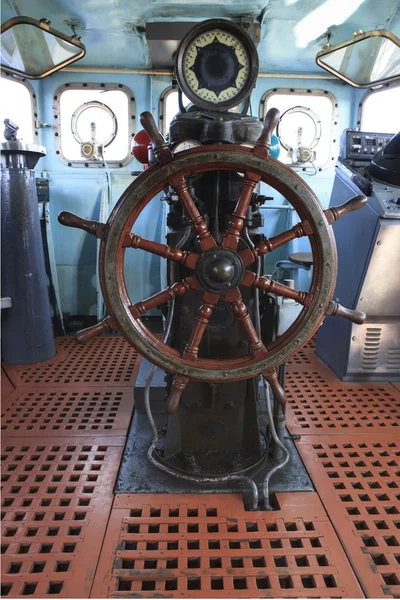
[0,71,39,142]
[358,81,400,131]
[159,85,177,136]
[259,87,339,171]
[53,82,136,168]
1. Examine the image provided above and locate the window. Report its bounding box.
[159,87,190,136]
[359,85,400,134]
[54,83,135,167]
[260,88,338,170]
[0,74,37,144]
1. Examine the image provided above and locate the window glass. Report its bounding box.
[0,76,34,143]
[361,86,400,133]
[59,88,130,162]
[161,89,190,135]
[263,91,336,168]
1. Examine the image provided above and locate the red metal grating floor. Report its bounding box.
[1,335,399,598]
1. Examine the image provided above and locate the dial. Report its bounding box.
[173,140,202,153]
[183,29,249,105]
[175,19,259,112]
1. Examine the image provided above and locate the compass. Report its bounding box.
[175,19,259,111]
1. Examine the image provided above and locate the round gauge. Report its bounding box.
[173,140,202,153]
[175,19,259,111]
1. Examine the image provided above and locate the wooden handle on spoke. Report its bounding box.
[140,111,172,163]
[167,375,190,414]
[255,108,280,153]
[264,368,286,405]
[326,300,366,325]
[75,316,116,344]
[324,195,367,225]
[58,211,107,239]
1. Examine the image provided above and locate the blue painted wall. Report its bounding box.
[33,70,357,315]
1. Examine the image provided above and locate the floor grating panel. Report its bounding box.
[91,492,363,598]
[3,336,140,388]
[1,387,135,437]
[296,435,400,599]
[1,437,124,599]
[286,369,400,434]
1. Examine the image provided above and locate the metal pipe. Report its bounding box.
[63,66,336,79]
[260,205,295,210]
[262,376,290,510]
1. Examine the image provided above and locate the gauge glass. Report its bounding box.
[173,140,202,153]
[182,29,250,105]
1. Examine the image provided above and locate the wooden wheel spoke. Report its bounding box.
[183,291,220,362]
[169,174,216,251]
[225,288,267,358]
[239,220,313,266]
[242,271,312,307]
[129,275,202,318]
[123,233,199,269]
[221,171,260,250]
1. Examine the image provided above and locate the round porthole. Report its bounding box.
[277,105,322,162]
[71,100,118,157]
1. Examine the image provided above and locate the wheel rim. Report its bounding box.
[100,145,337,382]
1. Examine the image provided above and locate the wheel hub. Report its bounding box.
[197,248,244,292]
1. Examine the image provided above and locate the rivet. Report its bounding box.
[352,336,357,341]
[377,240,382,245]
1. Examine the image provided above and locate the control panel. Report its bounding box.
[371,182,400,219]
[340,130,394,162]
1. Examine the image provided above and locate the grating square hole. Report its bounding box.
[187,523,198,533]
[382,573,400,585]
[279,576,294,589]
[62,543,76,553]
[207,523,219,532]
[8,562,22,574]
[229,541,241,549]
[231,557,244,568]
[274,556,288,567]
[371,554,389,565]
[324,575,337,588]
[210,557,222,568]
[47,582,63,594]
[317,555,329,566]
[233,577,247,589]
[301,575,316,588]
[55,561,70,572]
[166,558,178,569]
[290,538,303,548]
[168,523,179,533]
[165,579,178,591]
[146,542,158,550]
[1,585,12,597]
[187,540,199,550]
[141,581,156,591]
[211,577,224,590]
[187,557,201,568]
[256,576,270,589]
[167,541,179,550]
[187,578,201,590]
[31,562,45,573]
[209,540,220,550]
[118,580,131,591]
[250,539,263,549]
[22,583,37,595]
[144,560,157,569]
[295,555,310,567]
[252,556,266,567]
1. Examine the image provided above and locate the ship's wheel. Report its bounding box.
[59,108,366,413]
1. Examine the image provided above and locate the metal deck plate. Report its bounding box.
[91,492,363,598]
[115,411,314,498]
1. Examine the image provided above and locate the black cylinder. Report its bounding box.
[1,143,56,364]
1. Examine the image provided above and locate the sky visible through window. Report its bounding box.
[0,77,34,144]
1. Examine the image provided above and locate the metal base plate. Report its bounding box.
[115,411,313,504]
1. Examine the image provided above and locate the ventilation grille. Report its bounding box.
[387,348,400,372]
[362,328,382,371]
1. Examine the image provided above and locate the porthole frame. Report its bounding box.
[259,87,339,171]
[53,82,136,168]
[0,71,39,143]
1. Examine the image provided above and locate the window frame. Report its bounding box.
[0,71,39,142]
[259,87,339,171]
[53,82,136,168]
[358,82,400,132]
[159,85,178,136]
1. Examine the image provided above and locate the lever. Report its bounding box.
[166,374,189,414]
[255,107,281,155]
[324,194,367,225]
[58,211,107,239]
[75,316,117,344]
[326,300,366,325]
[140,111,172,163]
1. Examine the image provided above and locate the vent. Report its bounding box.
[386,347,400,371]
[361,328,382,371]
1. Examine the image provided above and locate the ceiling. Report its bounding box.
[2,0,400,72]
